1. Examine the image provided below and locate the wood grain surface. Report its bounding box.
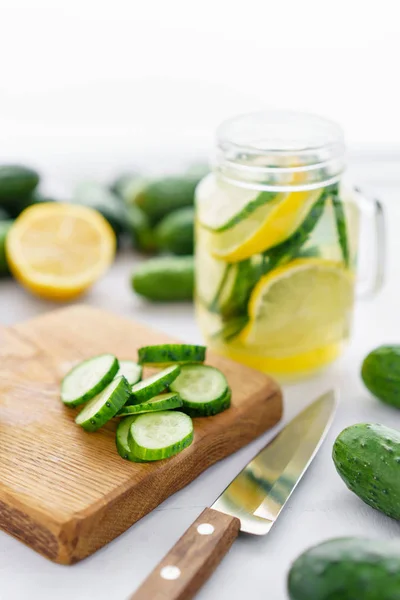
[130,507,241,600]
[0,305,282,564]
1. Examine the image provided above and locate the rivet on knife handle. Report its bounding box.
[129,507,240,600]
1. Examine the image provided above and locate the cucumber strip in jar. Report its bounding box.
[61,354,119,407]
[170,364,230,416]
[75,376,131,432]
[138,344,206,367]
[128,411,194,461]
[331,186,350,267]
[127,365,181,404]
[117,392,183,416]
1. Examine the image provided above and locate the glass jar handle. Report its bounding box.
[355,187,386,298]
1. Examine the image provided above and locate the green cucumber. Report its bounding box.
[128,410,194,460]
[155,206,194,255]
[132,256,194,302]
[115,416,145,462]
[0,220,12,276]
[0,165,40,213]
[212,316,249,342]
[218,258,262,320]
[332,423,400,520]
[170,364,229,416]
[117,360,142,386]
[110,172,141,198]
[138,344,206,367]
[73,182,128,237]
[288,537,400,600]
[361,345,400,407]
[183,387,231,417]
[128,365,181,404]
[134,176,198,224]
[203,190,278,232]
[332,186,350,267]
[75,376,131,432]
[127,204,156,253]
[117,392,183,416]
[0,208,10,220]
[264,187,328,271]
[61,354,119,407]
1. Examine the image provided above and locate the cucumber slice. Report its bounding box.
[183,387,232,417]
[128,365,181,405]
[138,344,206,367]
[75,376,131,432]
[117,360,142,385]
[115,416,145,462]
[128,411,194,461]
[170,364,229,416]
[61,354,119,407]
[117,392,183,416]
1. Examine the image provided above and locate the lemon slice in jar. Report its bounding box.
[208,188,323,262]
[6,203,116,300]
[240,258,354,355]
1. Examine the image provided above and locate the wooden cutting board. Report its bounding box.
[0,306,282,564]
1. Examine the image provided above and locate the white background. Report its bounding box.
[1,0,400,172]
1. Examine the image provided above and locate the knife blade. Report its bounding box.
[130,390,336,600]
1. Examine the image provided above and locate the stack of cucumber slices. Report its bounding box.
[61,344,231,462]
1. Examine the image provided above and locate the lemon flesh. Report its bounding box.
[240,258,355,356]
[6,203,116,300]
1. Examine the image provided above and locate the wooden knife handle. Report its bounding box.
[129,507,241,600]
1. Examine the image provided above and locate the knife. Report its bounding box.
[129,390,336,600]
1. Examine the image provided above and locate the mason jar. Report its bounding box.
[195,111,385,379]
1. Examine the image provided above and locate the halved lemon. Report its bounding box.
[6,203,116,300]
[240,258,355,356]
[208,188,322,262]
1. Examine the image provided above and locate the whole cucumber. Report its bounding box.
[155,207,194,255]
[0,165,40,212]
[362,345,400,407]
[132,256,194,302]
[0,220,13,276]
[333,423,400,520]
[288,537,400,600]
[127,204,156,253]
[73,182,128,237]
[134,176,198,224]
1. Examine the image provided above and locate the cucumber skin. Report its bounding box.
[169,365,229,416]
[76,376,131,432]
[288,537,400,600]
[361,346,400,407]
[331,185,350,267]
[332,423,400,520]
[135,177,198,224]
[127,204,156,253]
[203,190,277,233]
[117,393,183,416]
[73,182,128,237]
[155,206,194,255]
[183,387,231,417]
[127,366,181,405]
[0,166,40,207]
[61,355,120,407]
[115,416,146,462]
[138,344,206,366]
[0,220,13,276]
[128,411,194,461]
[132,256,194,302]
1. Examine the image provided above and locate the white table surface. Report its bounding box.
[1,166,400,600]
